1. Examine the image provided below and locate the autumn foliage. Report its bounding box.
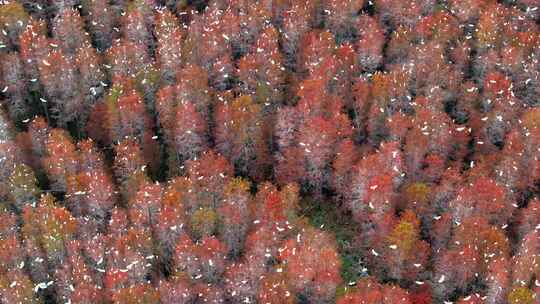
[0,1,538,303]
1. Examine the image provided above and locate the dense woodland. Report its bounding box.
[0,0,539,303]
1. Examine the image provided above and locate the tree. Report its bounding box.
[323,0,364,39]
[515,199,540,241]
[113,137,149,201]
[20,203,50,283]
[155,68,212,174]
[0,108,13,143]
[375,0,435,27]
[3,1,540,302]
[331,43,356,105]
[456,293,486,304]
[8,163,40,211]
[155,9,184,84]
[275,79,353,194]
[448,176,514,226]
[521,108,540,190]
[415,11,461,43]
[355,15,385,71]
[237,25,285,106]
[485,257,510,304]
[80,0,116,50]
[279,226,342,303]
[386,25,414,62]
[337,277,384,304]
[507,287,534,304]
[174,65,213,121]
[512,229,540,287]
[38,47,83,127]
[42,129,79,192]
[53,240,103,303]
[106,40,153,85]
[257,271,295,304]
[0,138,26,203]
[252,182,300,230]
[224,259,267,303]
[0,210,23,273]
[183,1,237,68]
[297,30,336,76]
[19,18,48,93]
[274,106,301,152]
[214,95,269,180]
[450,39,473,75]
[365,69,412,144]
[331,139,360,199]
[382,285,414,303]
[295,115,350,194]
[408,285,432,304]
[173,235,227,283]
[433,245,481,300]
[280,0,318,66]
[100,86,158,173]
[501,30,539,106]
[0,2,29,50]
[185,149,234,211]
[76,45,106,114]
[232,0,273,55]
[69,282,104,304]
[495,108,540,194]
[349,76,372,141]
[25,117,50,168]
[21,194,78,269]
[190,206,218,239]
[64,139,116,221]
[433,216,510,300]
[243,224,284,265]
[430,211,454,251]
[410,43,463,104]
[473,72,522,153]
[368,210,430,283]
[158,276,195,304]
[77,138,105,172]
[107,207,129,239]
[154,177,188,263]
[336,277,413,304]
[170,100,208,166]
[77,230,107,273]
[300,85,351,132]
[475,3,508,52]
[121,4,154,52]
[52,8,90,55]
[400,182,433,222]
[0,52,30,122]
[0,270,41,304]
[194,283,226,304]
[106,227,154,287]
[218,178,251,256]
[275,146,306,188]
[127,181,162,228]
[111,283,160,304]
[155,64,212,133]
[344,141,405,225]
[448,0,493,22]
[46,0,79,17]
[403,103,467,181]
[183,1,238,89]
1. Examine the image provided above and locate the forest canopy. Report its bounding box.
[0,0,539,303]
